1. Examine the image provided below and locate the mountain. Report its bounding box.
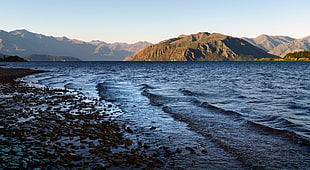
[89,41,152,53]
[243,35,295,52]
[125,32,278,61]
[0,29,152,61]
[243,35,310,57]
[23,54,81,61]
[269,36,310,57]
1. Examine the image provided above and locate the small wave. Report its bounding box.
[179,88,196,96]
[96,82,116,102]
[246,119,310,146]
[288,103,310,111]
[256,115,306,129]
[64,83,73,88]
[38,76,55,83]
[178,88,209,97]
[190,99,310,146]
[141,89,168,106]
[140,84,155,90]
[246,100,267,104]
[193,100,243,117]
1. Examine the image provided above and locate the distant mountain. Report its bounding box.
[244,35,310,57]
[269,36,310,57]
[125,32,278,61]
[243,35,295,52]
[24,54,81,61]
[0,29,152,61]
[89,41,152,53]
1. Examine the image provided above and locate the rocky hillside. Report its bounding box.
[0,29,152,61]
[125,32,277,61]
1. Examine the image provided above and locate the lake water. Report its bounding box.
[5,61,310,169]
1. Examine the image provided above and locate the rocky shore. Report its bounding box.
[0,67,163,169]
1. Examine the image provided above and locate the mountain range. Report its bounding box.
[125,32,277,61]
[244,35,310,57]
[0,29,152,61]
[23,54,82,62]
[0,29,309,61]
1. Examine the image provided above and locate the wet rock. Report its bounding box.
[0,80,165,169]
[1,148,10,153]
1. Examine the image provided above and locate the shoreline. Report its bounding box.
[0,67,48,83]
[0,67,163,169]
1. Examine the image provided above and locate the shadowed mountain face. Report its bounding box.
[244,35,310,57]
[125,32,278,61]
[0,29,152,61]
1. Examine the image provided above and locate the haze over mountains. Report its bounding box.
[0,29,309,61]
[0,29,152,61]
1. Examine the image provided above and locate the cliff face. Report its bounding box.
[125,32,278,61]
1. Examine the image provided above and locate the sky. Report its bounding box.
[0,0,309,43]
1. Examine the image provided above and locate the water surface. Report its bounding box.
[6,61,310,168]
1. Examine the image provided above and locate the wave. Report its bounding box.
[186,97,243,117]
[196,100,310,145]
[142,86,310,145]
[140,84,155,90]
[141,89,169,106]
[246,119,310,146]
[96,82,117,102]
[178,88,210,97]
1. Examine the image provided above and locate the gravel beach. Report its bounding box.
[0,67,163,169]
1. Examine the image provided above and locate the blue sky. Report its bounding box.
[0,0,309,43]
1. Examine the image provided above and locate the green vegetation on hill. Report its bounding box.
[284,51,310,61]
[255,51,310,61]
[0,55,28,62]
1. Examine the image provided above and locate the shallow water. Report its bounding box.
[4,61,310,168]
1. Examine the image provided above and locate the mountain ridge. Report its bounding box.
[0,29,152,61]
[24,54,82,62]
[125,32,278,61]
[243,35,310,57]
[1,29,309,60]
[243,34,295,52]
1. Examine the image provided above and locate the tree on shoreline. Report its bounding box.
[255,51,310,61]
[284,51,310,61]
